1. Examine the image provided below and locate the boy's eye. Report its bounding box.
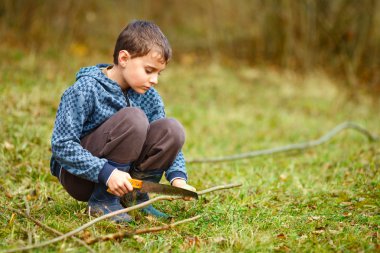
[145,67,163,76]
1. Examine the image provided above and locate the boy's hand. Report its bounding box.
[107,169,134,197]
[172,178,196,200]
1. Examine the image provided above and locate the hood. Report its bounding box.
[75,64,121,93]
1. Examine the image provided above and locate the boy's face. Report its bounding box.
[120,49,166,94]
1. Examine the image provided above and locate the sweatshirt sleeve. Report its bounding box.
[51,84,111,183]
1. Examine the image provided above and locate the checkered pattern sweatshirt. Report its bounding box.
[50,64,187,184]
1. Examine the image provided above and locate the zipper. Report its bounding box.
[124,91,131,107]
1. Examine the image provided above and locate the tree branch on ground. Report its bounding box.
[85,215,202,245]
[187,121,379,163]
[1,206,95,253]
[3,183,241,253]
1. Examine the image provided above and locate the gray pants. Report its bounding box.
[59,107,185,201]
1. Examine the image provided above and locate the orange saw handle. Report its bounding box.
[107,178,143,194]
[128,179,143,189]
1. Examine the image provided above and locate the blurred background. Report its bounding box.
[1,2,380,251]
[1,0,379,96]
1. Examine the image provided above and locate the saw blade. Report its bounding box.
[139,181,198,199]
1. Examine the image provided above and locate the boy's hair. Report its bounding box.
[113,20,172,65]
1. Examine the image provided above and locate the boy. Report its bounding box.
[50,20,195,223]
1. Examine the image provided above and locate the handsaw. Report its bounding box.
[108,179,198,199]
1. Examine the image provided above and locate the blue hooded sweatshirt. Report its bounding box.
[50,64,187,185]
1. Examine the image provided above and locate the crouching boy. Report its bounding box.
[50,20,195,223]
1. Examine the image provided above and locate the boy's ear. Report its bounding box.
[118,50,131,67]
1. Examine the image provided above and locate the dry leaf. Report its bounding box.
[145,215,158,223]
[4,141,14,150]
[184,236,201,248]
[26,189,39,201]
[328,239,336,247]
[133,235,145,243]
[340,202,352,206]
[275,245,291,252]
[313,227,325,234]
[5,192,13,199]
[201,197,210,204]
[299,234,308,240]
[8,213,16,226]
[26,194,37,201]
[308,216,321,221]
[247,204,257,209]
[79,230,92,240]
[342,212,352,217]
[277,233,287,239]
[328,229,340,235]
[210,237,227,244]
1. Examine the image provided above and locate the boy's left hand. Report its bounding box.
[172,179,196,200]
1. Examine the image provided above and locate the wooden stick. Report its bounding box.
[197,183,242,195]
[85,215,202,245]
[187,121,379,163]
[2,206,95,253]
[3,183,241,252]
[83,184,242,245]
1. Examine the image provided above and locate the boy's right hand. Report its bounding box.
[107,169,134,197]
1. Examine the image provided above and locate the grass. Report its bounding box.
[0,50,379,252]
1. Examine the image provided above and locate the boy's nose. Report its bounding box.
[149,74,158,85]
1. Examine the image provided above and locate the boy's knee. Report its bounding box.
[117,108,149,136]
[118,107,148,122]
[156,118,185,148]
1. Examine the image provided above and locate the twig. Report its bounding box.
[23,196,33,245]
[85,183,242,245]
[197,183,242,195]
[1,206,95,253]
[23,196,30,216]
[85,215,202,245]
[3,183,241,252]
[187,121,379,163]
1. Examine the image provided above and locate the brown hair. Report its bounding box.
[113,20,172,65]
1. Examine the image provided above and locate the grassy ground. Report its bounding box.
[0,50,379,252]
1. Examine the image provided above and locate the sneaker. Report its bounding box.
[125,167,171,219]
[88,183,132,223]
[120,191,170,219]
